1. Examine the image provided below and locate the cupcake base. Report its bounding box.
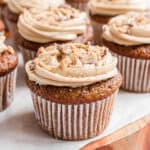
[112,52,150,92]
[0,68,17,111]
[30,90,118,140]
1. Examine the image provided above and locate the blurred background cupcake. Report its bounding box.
[66,0,89,11]
[103,12,150,92]
[2,0,50,48]
[0,36,18,111]
[17,6,93,63]
[89,0,147,45]
[25,43,122,140]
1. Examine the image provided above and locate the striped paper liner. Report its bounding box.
[19,46,37,64]
[0,68,17,111]
[66,0,88,11]
[4,18,18,48]
[91,19,105,45]
[30,90,118,140]
[112,52,150,92]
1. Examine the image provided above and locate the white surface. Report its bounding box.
[0,53,149,150]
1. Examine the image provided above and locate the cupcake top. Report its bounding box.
[18,6,88,43]
[0,36,18,75]
[49,0,65,7]
[103,12,150,46]
[26,43,118,88]
[89,0,146,16]
[7,0,50,14]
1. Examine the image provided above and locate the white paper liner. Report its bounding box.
[112,52,150,92]
[0,68,17,111]
[19,46,37,64]
[91,19,105,45]
[30,90,118,140]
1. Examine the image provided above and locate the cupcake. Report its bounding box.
[2,0,50,46]
[89,0,146,45]
[103,12,150,93]
[0,36,18,111]
[25,43,122,140]
[17,6,93,63]
[66,0,89,11]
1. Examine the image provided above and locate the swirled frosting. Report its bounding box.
[103,12,150,46]
[25,43,118,87]
[18,6,88,43]
[0,36,14,54]
[89,0,146,16]
[8,0,50,14]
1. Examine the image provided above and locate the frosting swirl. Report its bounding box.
[25,43,118,87]
[89,0,146,16]
[8,0,50,14]
[18,6,88,43]
[103,12,150,46]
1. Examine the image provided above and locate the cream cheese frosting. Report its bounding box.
[8,0,50,14]
[89,0,146,16]
[18,6,88,43]
[103,12,150,46]
[25,43,118,87]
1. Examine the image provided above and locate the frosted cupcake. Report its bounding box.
[17,6,93,63]
[25,43,122,140]
[0,36,18,111]
[2,0,50,46]
[89,0,146,44]
[66,0,89,11]
[103,12,150,92]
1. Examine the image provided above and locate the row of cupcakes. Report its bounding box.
[0,0,149,141]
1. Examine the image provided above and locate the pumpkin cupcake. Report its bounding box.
[17,6,93,63]
[2,0,50,46]
[66,0,89,11]
[89,0,146,45]
[25,43,122,140]
[103,12,150,92]
[0,36,18,111]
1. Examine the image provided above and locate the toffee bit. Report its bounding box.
[30,62,36,71]
[7,46,14,54]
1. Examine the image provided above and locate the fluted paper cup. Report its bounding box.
[0,68,17,111]
[112,52,150,92]
[30,90,118,140]
[19,46,37,64]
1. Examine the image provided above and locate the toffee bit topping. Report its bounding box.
[38,43,109,70]
[30,61,36,71]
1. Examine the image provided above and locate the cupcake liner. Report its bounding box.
[30,90,118,140]
[112,52,150,92]
[91,19,104,45]
[19,46,37,64]
[0,68,17,111]
[4,18,18,47]
[66,0,88,11]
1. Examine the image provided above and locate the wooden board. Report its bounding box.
[81,114,150,150]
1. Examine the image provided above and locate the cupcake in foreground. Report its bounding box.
[17,6,93,63]
[25,43,122,140]
[66,0,89,11]
[2,0,50,46]
[103,12,150,93]
[89,0,146,44]
[0,36,18,111]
